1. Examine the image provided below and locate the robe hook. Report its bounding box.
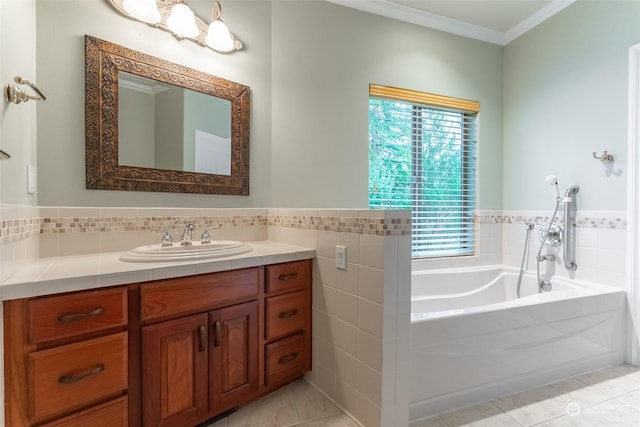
[593,150,614,163]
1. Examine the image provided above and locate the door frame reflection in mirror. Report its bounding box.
[85,35,250,195]
[117,72,233,175]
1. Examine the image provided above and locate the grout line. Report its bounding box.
[301,378,364,427]
[289,382,303,426]
[412,364,640,427]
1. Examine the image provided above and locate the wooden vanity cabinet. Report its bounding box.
[4,287,129,427]
[262,260,312,391]
[5,259,312,427]
[141,313,208,427]
[139,267,261,427]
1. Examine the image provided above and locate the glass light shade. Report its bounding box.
[166,3,199,38]
[123,0,161,24]
[205,20,235,53]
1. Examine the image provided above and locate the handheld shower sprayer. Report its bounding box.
[545,174,560,201]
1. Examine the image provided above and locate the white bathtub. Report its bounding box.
[409,265,627,421]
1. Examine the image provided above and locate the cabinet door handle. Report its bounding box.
[213,321,221,347]
[278,309,298,319]
[58,306,104,323]
[58,363,105,384]
[198,325,206,352]
[278,352,298,365]
[278,272,298,281]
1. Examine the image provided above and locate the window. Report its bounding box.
[368,85,478,258]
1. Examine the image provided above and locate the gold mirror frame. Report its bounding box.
[85,35,250,195]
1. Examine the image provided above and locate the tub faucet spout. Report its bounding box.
[180,223,196,246]
[539,279,553,292]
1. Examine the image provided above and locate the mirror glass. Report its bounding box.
[85,36,250,195]
[118,72,232,175]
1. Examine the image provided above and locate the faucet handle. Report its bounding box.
[200,225,221,244]
[159,230,173,247]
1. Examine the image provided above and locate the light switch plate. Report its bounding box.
[27,164,36,194]
[336,245,347,270]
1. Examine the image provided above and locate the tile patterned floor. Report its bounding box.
[205,364,640,427]
[205,378,359,427]
[410,364,640,427]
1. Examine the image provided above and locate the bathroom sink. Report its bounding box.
[120,240,252,262]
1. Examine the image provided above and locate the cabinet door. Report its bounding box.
[209,301,258,413]
[142,314,208,427]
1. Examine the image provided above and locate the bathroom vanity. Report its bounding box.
[2,243,313,427]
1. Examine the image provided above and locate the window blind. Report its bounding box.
[369,85,478,258]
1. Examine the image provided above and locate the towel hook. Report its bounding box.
[593,150,614,163]
[4,76,46,104]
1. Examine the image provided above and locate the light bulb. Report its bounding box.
[123,0,161,24]
[166,3,199,38]
[205,20,235,52]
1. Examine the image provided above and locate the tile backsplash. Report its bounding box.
[1,208,624,248]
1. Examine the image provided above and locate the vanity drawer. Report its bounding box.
[265,333,308,386]
[141,267,259,321]
[40,396,128,427]
[265,290,307,341]
[28,287,127,344]
[265,260,311,294]
[28,332,128,422]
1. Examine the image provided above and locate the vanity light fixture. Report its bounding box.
[122,0,161,23]
[166,1,199,38]
[107,0,242,54]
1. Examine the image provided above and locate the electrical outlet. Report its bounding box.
[336,245,347,270]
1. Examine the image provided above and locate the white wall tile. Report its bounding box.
[357,362,382,406]
[599,228,626,251]
[335,265,359,295]
[323,286,359,326]
[335,349,359,388]
[317,256,337,288]
[358,330,383,372]
[317,230,337,259]
[358,298,383,338]
[360,234,384,269]
[329,315,359,357]
[358,266,384,304]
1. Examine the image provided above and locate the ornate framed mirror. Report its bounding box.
[85,35,250,194]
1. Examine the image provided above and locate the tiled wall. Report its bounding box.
[37,207,270,258]
[0,205,39,282]
[414,210,627,289]
[0,207,412,427]
[499,210,627,288]
[268,209,411,427]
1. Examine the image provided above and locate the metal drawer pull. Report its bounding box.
[58,363,105,384]
[278,309,298,319]
[213,321,222,347]
[58,306,104,323]
[278,273,298,281]
[198,325,206,352]
[278,352,298,365]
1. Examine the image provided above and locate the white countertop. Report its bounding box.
[0,241,316,301]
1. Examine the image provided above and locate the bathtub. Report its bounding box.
[409,265,627,421]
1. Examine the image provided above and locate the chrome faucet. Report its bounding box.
[539,278,553,292]
[180,223,196,246]
[160,230,174,247]
[200,225,221,244]
[537,253,556,262]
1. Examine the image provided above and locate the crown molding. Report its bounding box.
[504,0,577,44]
[326,0,577,46]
